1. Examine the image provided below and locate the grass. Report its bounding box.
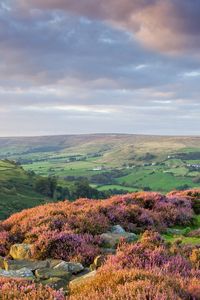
[97,185,138,192]
[163,234,200,245]
[0,134,199,197]
[116,167,197,192]
[0,160,51,219]
[163,214,200,246]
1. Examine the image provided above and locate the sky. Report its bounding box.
[0,0,200,136]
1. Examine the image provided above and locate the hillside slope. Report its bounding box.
[0,190,199,299]
[0,134,199,193]
[0,160,50,219]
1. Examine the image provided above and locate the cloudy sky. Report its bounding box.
[0,0,200,136]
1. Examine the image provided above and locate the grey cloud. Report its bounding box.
[13,0,200,54]
[0,1,199,136]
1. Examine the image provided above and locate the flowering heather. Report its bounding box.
[0,191,195,262]
[0,278,65,300]
[0,190,199,299]
[69,231,200,300]
[32,231,102,264]
[167,189,200,214]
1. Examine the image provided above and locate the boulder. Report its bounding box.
[166,229,183,235]
[69,270,97,288]
[100,231,137,248]
[187,229,200,238]
[110,225,126,234]
[9,244,33,260]
[0,256,4,269]
[35,267,71,281]
[46,259,63,268]
[54,261,84,274]
[41,277,69,290]
[4,259,48,271]
[0,267,34,279]
[100,248,116,255]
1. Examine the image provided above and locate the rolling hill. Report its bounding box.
[0,134,199,193]
[0,160,51,219]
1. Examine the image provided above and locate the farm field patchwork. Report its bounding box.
[0,135,199,194]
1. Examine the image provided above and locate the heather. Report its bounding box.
[0,278,65,299]
[0,190,199,299]
[1,191,194,262]
[69,231,200,300]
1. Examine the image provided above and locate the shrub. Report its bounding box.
[0,278,65,300]
[69,269,192,300]
[32,231,102,265]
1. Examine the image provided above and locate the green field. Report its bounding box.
[163,215,200,245]
[0,134,199,194]
[97,185,138,192]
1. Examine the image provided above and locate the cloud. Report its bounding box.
[0,0,199,136]
[14,0,200,54]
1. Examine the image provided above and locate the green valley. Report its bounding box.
[0,134,199,195]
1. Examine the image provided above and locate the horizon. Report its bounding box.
[0,132,200,139]
[0,1,200,136]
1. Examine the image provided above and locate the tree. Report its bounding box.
[34,176,57,198]
[71,178,104,199]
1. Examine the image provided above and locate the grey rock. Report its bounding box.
[0,267,34,279]
[41,277,69,290]
[100,232,137,248]
[4,259,48,271]
[69,270,97,287]
[35,267,71,280]
[110,225,126,234]
[54,261,84,274]
[166,229,183,235]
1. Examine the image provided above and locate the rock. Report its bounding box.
[41,277,69,290]
[4,259,48,271]
[0,267,34,279]
[89,263,96,271]
[100,232,138,248]
[69,270,97,287]
[35,267,71,281]
[0,256,4,269]
[94,255,106,268]
[110,225,126,234]
[166,229,183,235]
[90,255,106,271]
[187,229,200,238]
[9,244,33,260]
[100,248,116,255]
[46,259,63,268]
[54,261,84,274]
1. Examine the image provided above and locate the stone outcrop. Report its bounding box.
[100,226,137,248]
[9,244,34,260]
[41,276,70,290]
[0,257,85,290]
[90,255,106,271]
[35,267,71,280]
[0,256,4,269]
[69,270,97,288]
[0,267,34,279]
[187,228,200,237]
[54,261,84,274]
[4,259,49,271]
[110,225,126,234]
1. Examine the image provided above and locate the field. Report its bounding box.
[0,134,199,194]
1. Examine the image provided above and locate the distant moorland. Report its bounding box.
[0,134,199,196]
